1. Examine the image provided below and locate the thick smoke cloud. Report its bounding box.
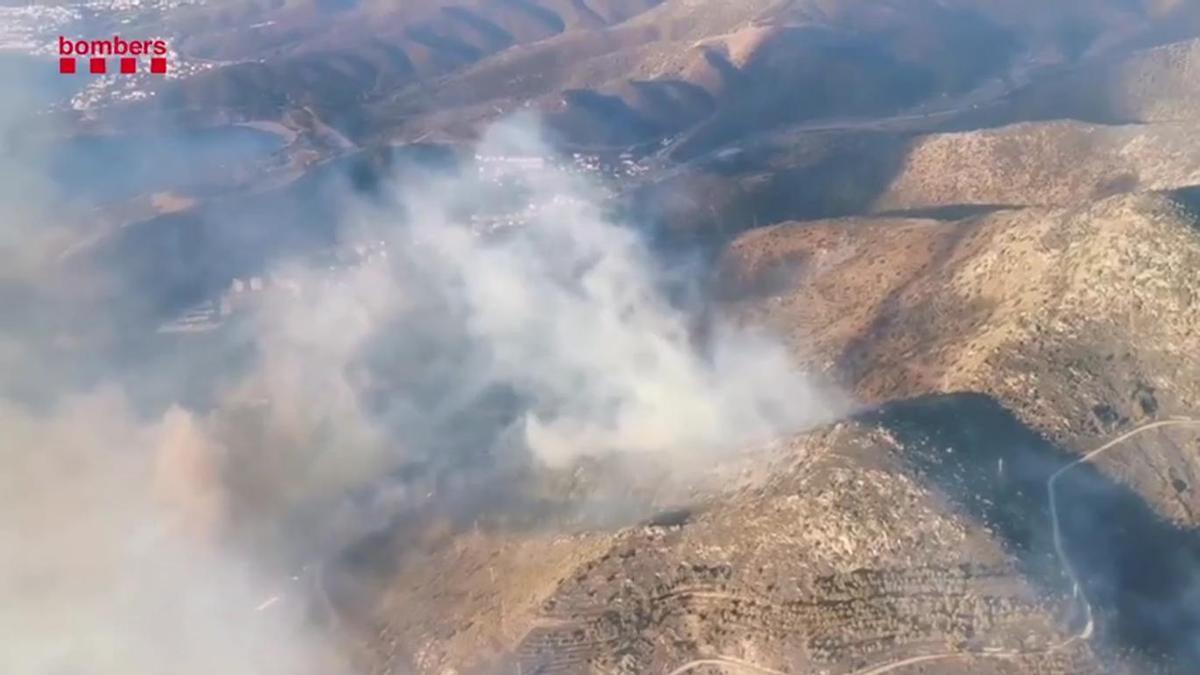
[376,121,836,467]
[0,107,838,674]
[0,67,349,675]
[194,117,841,554]
[0,392,347,675]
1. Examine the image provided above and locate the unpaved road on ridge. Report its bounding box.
[847,418,1200,675]
[304,420,1200,674]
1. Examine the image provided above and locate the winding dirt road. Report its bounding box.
[664,656,786,675]
[306,419,1199,675]
[848,417,1200,675]
[1047,418,1200,644]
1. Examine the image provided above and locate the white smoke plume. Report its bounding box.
[0,112,840,674]
[0,391,349,675]
[0,76,352,674]
[371,120,837,467]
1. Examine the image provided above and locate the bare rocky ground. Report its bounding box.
[347,424,1103,675]
[36,4,1200,673]
[873,120,1200,211]
[304,25,1200,672]
[723,192,1200,524]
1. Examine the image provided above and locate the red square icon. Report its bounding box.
[89,57,106,74]
[150,57,167,74]
[120,57,136,74]
[59,57,76,74]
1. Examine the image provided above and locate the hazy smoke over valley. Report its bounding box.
[378,122,834,465]
[0,105,836,672]
[7,0,1200,669]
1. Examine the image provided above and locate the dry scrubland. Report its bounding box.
[875,120,1200,210]
[344,15,1200,675]
[363,425,1100,675]
[726,193,1200,524]
[351,191,1200,673]
[41,1,1200,673]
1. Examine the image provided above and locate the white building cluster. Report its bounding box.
[0,0,218,112]
[0,5,79,52]
[69,44,217,112]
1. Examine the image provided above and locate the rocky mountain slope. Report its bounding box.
[975,36,1200,126]
[356,421,1107,675]
[17,1,1200,674]
[82,0,1200,147]
[874,121,1200,211]
[724,192,1200,525]
[331,189,1200,675]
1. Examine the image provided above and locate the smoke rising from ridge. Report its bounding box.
[375,121,837,467]
[0,111,839,673]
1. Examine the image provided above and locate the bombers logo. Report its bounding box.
[58,36,169,75]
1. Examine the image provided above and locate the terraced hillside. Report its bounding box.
[358,421,1108,675]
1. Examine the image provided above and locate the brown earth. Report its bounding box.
[98,0,1200,149]
[346,191,1200,674]
[874,121,1200,211]
[722,192,1200,523]
[52,2,1200,672]
[353,423,1107,675]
